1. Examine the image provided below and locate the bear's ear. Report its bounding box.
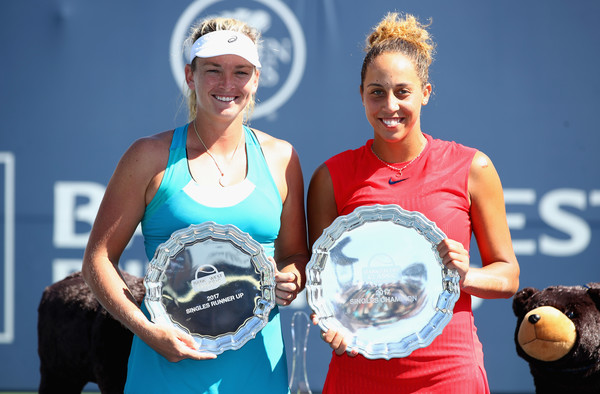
[586,283,600,311]
[512,287,539,317]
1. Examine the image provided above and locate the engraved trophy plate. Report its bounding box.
[306,204,460,360]
[144,222,276,355]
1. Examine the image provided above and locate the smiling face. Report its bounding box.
[185,54,259,123]
[360,52,431,144]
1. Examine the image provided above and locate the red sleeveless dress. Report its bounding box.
[322,134,489,394]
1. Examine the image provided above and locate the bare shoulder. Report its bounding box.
[105,129,175,202]
[310,163,331,182]
[470,150,499,180]
[250,128,295,163]
[120,130,173,172]
[126,130,172,158]
[468,150,503,198]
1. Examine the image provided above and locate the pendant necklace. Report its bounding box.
[193,121,244,187]
[370,142,426,181]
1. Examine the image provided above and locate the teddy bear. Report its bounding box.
[37,270,145,393]
[512,283,600,394]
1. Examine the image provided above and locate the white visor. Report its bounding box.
[188,30,261,68]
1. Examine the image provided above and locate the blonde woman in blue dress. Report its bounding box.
[82,17,309,394]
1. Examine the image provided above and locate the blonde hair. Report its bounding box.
[185,17,261,122]
[361,12,435,89]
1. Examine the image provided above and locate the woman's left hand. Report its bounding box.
[437,239,469,287]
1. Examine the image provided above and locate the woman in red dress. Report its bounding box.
[307,12,520,393]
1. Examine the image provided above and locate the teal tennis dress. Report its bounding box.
[125,124,289,394]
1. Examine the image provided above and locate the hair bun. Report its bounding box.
[366,13,435,63]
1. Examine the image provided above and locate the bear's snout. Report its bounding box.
[517,306,576,362]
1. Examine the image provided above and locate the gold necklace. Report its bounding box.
[370,142,426,180]
[192,121,244,187]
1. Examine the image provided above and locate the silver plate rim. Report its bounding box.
[306,204,460,360]
[143,221,276,355]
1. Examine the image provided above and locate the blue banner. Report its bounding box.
[1,1,599,392]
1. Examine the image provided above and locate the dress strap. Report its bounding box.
[144,124,192,220]
[243,126,282,206]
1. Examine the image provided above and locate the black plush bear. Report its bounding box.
[37,270,145,394]
[512,283,600,394]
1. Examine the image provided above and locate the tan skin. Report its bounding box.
[307,51,519,356]
[82,53,309,363]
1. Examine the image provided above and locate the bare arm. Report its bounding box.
[438,151,520,299]
[307,164,338,248]
[306,164,357,356]
[81,134,216,362]
[257,130,310,306]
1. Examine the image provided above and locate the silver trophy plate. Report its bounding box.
[144,222,276,355]
[306,204,460,360]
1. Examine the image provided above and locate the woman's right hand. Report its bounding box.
[311,313,358,357]
[144,323,217,362]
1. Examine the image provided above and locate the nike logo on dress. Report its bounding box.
[389,178,408,185]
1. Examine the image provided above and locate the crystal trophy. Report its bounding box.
[289,311,312,394]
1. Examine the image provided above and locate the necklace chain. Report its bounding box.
[370,143,425,176]
[192,121,243,187]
